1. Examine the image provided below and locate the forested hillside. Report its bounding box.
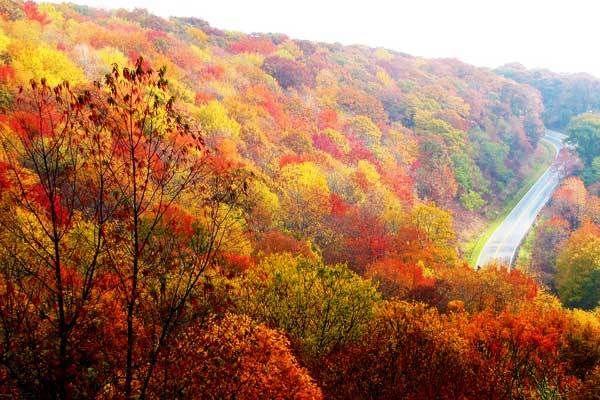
[2,1,600,399]
[0,1,547,224]
[498,63,600,129]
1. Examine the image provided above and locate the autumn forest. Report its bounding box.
[2,1,600,399]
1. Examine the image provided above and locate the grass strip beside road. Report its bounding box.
[466,140,557,266]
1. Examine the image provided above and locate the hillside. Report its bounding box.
[0,2,547,234]
[498,62,600,129]
[2,1,600,399]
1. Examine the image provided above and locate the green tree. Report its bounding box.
[583,156,600,185]
[479,140,512,185]
[460,190,486,211]
[349,115,382,146]
[234,253,380,359]
[567,113,600,167]
[556,222,600,309]
[411,202,454,241]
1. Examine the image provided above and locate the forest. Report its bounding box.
[497,63,600,130]
[1,0,600,399]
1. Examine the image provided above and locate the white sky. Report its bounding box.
[46,0,600,77]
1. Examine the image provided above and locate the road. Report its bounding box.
[475,130,567,268]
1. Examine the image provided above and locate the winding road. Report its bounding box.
[475,130,567,268]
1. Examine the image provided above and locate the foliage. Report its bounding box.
[566,113,600,186]
[0,2,596,398]
[552,176,587,228]
[556,222,600,309]
[530,216,571,289]
[460,189,486,211]
[567,113,600,166]
[9,41,85,86]
[466,301,576,398]
[436,265,539,313]
[197,99,241,138]
[365,257,435,299]
[318,301,475,399]
[262,55,312,89]
[319,300,581,399]
[526,174,600,309]
[234,253,379,359]
[393,202,458,267]
[498,63,600,129]
[0,59,248,398]
[150,313,323,399]
[279,161,330,238]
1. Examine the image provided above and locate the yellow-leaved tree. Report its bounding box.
[197,100,241,139]
[280,161,330,238]
[8,41,85,86]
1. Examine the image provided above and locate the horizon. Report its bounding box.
[44,0,600,79]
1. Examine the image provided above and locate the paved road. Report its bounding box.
[475,130,567,268]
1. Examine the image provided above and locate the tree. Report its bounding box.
[312,128,349,158]
[415,138,459,206]
[0,78,109,399]
[318,301,476,399]
[336,86,388,125]
[230,35,275,55]
[574,366,600,400]
[279,161,330,239]
[393,202,458,267]
[317,108,338,130]
[471,130,513,190]
[460,189,485,211]
[254,229,316,259]
[262,56,312,89]
[8,41,85,86]
[89,59,247,398]
[23,1,49,26]
[551,177,587,228]
[498,64,600,130]
[91,60,204,397]
[145,313,323,399]
[197,100,241,139]
[234,253,379,360]
[0,0,25,20]
[347,115,381,147]
[584,156,600,185]
[567,113,600,167]
[325,206,391,273]
[585,195,600,225]
[556,222,600,309]
[530,216,570,289]
[466,301,575,398]
[436,265,538,313]
[563,309,600,381]
[0,58,248,399]
[365,257,435,300]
